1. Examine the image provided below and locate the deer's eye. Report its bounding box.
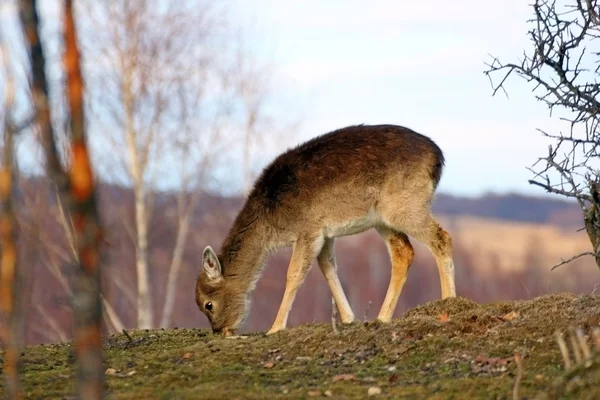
[205,302,213,311]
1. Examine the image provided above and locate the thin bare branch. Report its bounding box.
[101,294,125,334]
[551,251,595,270]
[34,304,68,343]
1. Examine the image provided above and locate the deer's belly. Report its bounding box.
[322,208,381,238]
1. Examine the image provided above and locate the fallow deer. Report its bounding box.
[195,124,456,336]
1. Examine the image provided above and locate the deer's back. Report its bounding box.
[249,124,444,212]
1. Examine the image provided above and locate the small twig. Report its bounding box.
[551,251,595,270]
[575,327,592,360]
[331,297,338,335]
[513,353,524,400]
[592,328,600,350]
[122,329,133,344]
[363,300,372,322]
[568,327,583,364]
[555,331,572,370]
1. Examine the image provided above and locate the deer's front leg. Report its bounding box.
[267,238,319,335]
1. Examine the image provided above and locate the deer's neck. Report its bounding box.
[219,204,269,295]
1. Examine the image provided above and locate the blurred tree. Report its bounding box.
[62,0,104,396]
[19,0,105,397]
[486,0,600,272]
[0,26,23,400]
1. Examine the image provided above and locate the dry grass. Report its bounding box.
[5,293,600,399]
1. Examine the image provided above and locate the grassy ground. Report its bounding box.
[4,293,600,399]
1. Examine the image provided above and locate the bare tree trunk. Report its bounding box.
[0,30,23,399]
[20,0,106,397]
[242,115,255,195]
[55,184,127,335]
[133,184,152,328]
[123,69,153,329]
[585,186,600,270]
[241,76,260,196]
[160,214,190,327]
[63,1,105,397]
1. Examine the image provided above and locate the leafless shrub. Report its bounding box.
[485,0,600,272]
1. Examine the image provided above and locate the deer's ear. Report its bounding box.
[202,246,222,281]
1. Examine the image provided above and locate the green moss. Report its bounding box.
[3,293,600,399]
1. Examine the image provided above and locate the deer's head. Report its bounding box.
[195,246,248,336]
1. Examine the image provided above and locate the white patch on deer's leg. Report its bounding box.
[311,234,325,256]
[327,273,355,323]
[439,259,456,299]
[320,262,355,323]
[267,239,316,335]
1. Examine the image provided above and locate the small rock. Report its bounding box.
[275,355,283,362]
[225,335,249,340]
[501,311,519,321]
[367,386,382,396]
[105,368,117,376]
[126,370,136,377]
[475,354,488,363]
[263,362,274,369]
[296,356,312,362]
[332,373,355,382]
[387,365,396,372]
[307,390,322,397]
[324,390,333,397]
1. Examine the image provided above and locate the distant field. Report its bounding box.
[437,214,594,273]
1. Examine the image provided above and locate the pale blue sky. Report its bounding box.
[233,0,563,197]
[0,1,572,197]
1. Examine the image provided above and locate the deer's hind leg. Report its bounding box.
[375,227,415,323]
[394,213,456,299]
[381,203,456,300]
[317,238,355,324]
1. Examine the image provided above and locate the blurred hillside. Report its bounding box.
[17,177,599,345]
